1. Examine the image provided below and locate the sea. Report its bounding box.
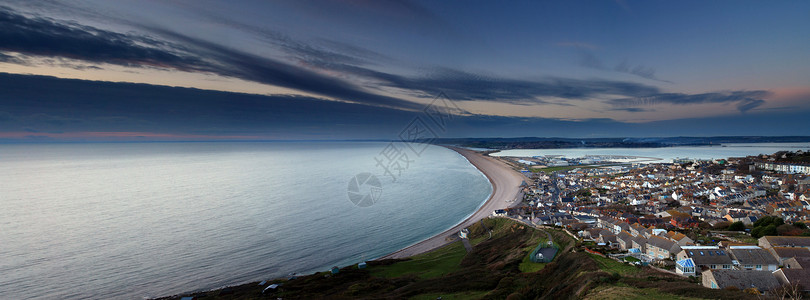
[0,142,492,299]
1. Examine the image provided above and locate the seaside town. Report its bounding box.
[495,150,810,293]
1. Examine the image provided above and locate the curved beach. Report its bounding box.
[379,146,527,259]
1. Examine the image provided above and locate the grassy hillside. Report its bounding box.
[155,218,756,300]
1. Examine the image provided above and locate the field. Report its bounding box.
[589,254,640,275]
[369,241,466,279]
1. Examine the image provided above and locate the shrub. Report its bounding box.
[777,224,805,236]
[754,216,784,228]
[728,221,745,231]
[713,221,731,230]
[760,224,778,237]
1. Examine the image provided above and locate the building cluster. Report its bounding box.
[507,155,641,168]
[500,151,810,292]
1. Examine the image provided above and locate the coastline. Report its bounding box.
[378,146,527,259]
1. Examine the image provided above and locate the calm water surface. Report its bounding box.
[0,142,492,299]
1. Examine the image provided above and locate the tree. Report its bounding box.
[753,216,768,227]
[760,224,778,237]
[754,216,784,228]
[752,226,762,238]
[728,221,745,231]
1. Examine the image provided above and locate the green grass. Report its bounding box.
[623,256,640,263]
[518,233,559,272]
[519,252,547,272]
[585,285,703,300]
[588,254,639,275]
[369,241,466,279]
[723,232,758,244]
[469,217,527,246]
[409,290,490,300]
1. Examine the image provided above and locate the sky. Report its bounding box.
[0,0,809,141]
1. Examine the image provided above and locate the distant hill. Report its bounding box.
[432,136,810,150]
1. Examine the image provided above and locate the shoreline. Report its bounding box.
[377,146,527,260]
[154,145,527,299]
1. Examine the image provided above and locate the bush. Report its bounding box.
[713,221,731,230]
[728,221,745,231]
[751,227,760,238]
[754,216,784,228]
[752,216,784,237]
[757,225,777,237]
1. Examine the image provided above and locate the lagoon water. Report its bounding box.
[491,143,810,162]
[0,142,492,299]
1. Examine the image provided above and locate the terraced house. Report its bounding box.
[677,246,733,271]
[646,235,681,260]
[727,245,779,271]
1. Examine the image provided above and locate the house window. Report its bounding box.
[711,281,717,289]
[756,265,762,270]
[744,265,752,269]
[710,264,716,269]
[723,265,730,269]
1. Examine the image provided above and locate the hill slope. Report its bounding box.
[155,218,756,299]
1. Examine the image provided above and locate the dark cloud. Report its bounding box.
[0,73,423,138]
[0,73,807,141]
[575,50,670,83]
[0,7,776,117]
[0,7,423,111]
[364,68,661,104]
[0,7,206,70]
[614,60,665,82]
[296,59,663,104]
[293,60,770,115]
[170,6,388,69]
[0,51,26,64]
[149,28,423,111]
[610,90,771,112]
[610,107,653,112]
[737,99,766,112]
